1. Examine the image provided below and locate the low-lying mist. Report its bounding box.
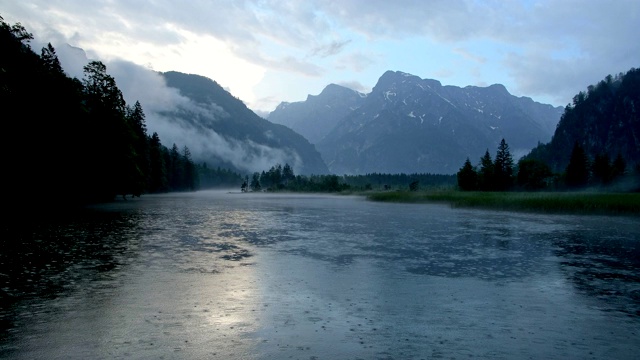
[54,43,297,174]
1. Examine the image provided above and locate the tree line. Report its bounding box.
[1,17,243,209]
[471,67,640,193]
[241,164,456,193]
[457,138,635,192]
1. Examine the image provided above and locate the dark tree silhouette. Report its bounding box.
[612,153,626,180]
[457,158,478,191]
[565,142,590,188]
[494,139,514,191]
[478,150,495,191]
[591,153,612,185]
[148,132,168,193]
[250,172,262,191]
[0,17,227,207]
[517,158,552,190]
[282,163,295,184]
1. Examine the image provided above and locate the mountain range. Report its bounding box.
[268,70,564,175]
[268,84,367,144]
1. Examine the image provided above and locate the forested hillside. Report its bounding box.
[456,67,640,192]
[526,68,640,173]
[0,17,242,209]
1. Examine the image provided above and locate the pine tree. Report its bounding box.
[250,172,262,191]
[478,150,495,191]
[494,139,514,191]
[457,158,478,191]
[148,132,168,193]
[40,43,63,74]
[565,142,590,188]
[82,60,130,200]
[282,163,295,184]
[126,101,149,195]
[182,146,196,191]
[168,143,181,191]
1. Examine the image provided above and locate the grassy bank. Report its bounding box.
[365,190,640,215]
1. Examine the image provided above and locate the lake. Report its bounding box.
[1,190,639,359]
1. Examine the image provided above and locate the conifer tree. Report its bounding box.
[457,158,478,191]
[282,163,295,184]
[565,142,590,188]
[168,143,181,190]
[250,172,262,191]
[478,150,495,191]
[494,139,514,191]
[126,101,149,195]
[40,43,63,74]
[148,132,168,193]
[182,146,197,190]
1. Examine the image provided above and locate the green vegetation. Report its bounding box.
[367,190,640,215]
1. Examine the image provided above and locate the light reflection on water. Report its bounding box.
[1,190,639,359]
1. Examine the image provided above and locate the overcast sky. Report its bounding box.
[2,0,639,113]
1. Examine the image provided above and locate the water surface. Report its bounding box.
[1,191,639,359]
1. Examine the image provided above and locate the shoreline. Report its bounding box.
[363,190,640,216]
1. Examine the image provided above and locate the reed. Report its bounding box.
[365,190,640,215]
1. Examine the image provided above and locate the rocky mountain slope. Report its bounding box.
[271,70,563,175]
[268,84,367,144]
[159,71,329,175]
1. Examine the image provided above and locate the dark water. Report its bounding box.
[1,191,639,359]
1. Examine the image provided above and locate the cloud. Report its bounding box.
[433,68,454,79]
[151,114,303,174]
[3,0,639,111]
[107,65,302,173]
[46,40,300,174]
[228,44,324,77]
[335,51,376,72]
[453,47,486,64]
[310,39,351,58]
[316,0,481,40]
[504,51,603,107]
[316,0,639,104]
[336,80,370,94]
[252,95,280,116]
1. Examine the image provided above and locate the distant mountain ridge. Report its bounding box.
[160,71,329,175]
[269,70,563,175]
[268,84,367,143]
